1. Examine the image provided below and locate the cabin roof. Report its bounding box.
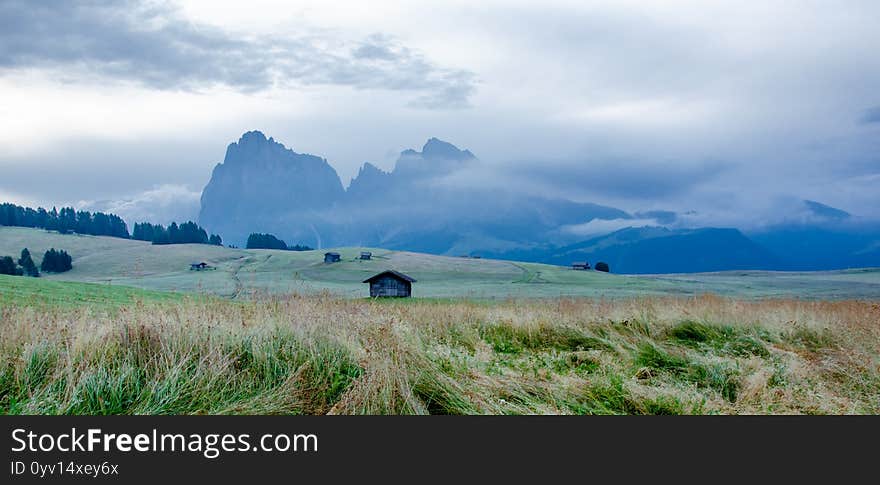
[324,251,340,256]
[362,270,417,284]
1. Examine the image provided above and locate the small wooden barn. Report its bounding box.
[571,262,590,270]
[190,262,209,271]
[362,270,416,298]
[324,252,341,263]
[360,251,372,260]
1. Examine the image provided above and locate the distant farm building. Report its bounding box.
[324,252,341,263]
[189,262,210,271]
[571,262,590,270]
[363,270,416,298]
[360,251,372,260]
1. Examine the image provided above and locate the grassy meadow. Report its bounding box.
[2,227,879,415]
[2,226,880,300]
[1,275,878,414]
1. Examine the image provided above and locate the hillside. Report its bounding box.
[0,273,185,308]
[2,227,880,299]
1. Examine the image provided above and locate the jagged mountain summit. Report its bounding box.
[197,131,880,272]
[199,131,345,245]
[198,131,628,252]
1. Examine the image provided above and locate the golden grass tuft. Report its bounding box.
[1,294,878,414]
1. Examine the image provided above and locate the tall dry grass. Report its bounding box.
[1,295,878,414]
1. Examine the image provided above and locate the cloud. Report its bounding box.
[0,188,36,207]
[507,158,728,201]
[0,1,475,108]
[861,106,880,124]
[3,0,880,227]
[560,218,659,237]
[634,210,677,225]
[79,184,201,226]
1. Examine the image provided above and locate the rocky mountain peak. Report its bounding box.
[394,137,475,176]
[421,137,474,160]
[803,200,850,221]
[199,131,345,243]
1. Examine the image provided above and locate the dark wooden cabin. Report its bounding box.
[360,251,372,260]
[324,252,341,263]
[362,270,416,298]
[571,262,590,270]
[190,262,209,271]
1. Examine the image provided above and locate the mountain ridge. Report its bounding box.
[198,131,630,254]
[196,131,880,273]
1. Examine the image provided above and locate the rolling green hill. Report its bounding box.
[0,273,185,308]
[2,226,879,300]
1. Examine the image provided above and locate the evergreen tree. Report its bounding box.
[167,222,180,244]
[36,207,49,228]
[75,210,92,234]
[18,248,39,277]
[209,234,222,246]
[46,207,59,231]
[151,225,170,245]
[92,212,110,236]
[177,221,208,244]
[58,207,76,234]
[246,233,288,250]
[41,248,73,273]
[133,222,160,242]
[0,256,22,275]
[108,214,129,238]
[0,202,130,238]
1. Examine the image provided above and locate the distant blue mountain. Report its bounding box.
[738,199,880,271]
[482,227,781,274]
[198,132,880,273]
[199,132,629,252]
[803,200,851,221]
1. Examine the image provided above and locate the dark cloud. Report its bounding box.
[861,106,880,124]
[0,0,475,108]
[634,210,677,224]
[508,158,729,201]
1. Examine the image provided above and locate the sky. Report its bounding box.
[0,0,878,227]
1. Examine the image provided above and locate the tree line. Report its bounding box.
[0,248,72,277]
[132,221,222,246]
[0,203,129,238]
[246,233,312,251]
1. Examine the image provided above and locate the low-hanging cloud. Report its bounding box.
[559,218,660,237]
[506,158,729,201]
[0,1,475,108]
[861,106,880,124]
[80,184,201,226]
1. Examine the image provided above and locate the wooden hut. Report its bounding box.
[324,252,341,263]
[362,270,416,298]
[190,262,209,271]
[360,251,372,260]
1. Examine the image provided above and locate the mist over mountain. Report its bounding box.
[745,200,880,271]
[199,131,630,254]
[482,227,781,274]
[197,131,880,273]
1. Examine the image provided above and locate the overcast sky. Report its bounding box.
[1,0,878,226]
